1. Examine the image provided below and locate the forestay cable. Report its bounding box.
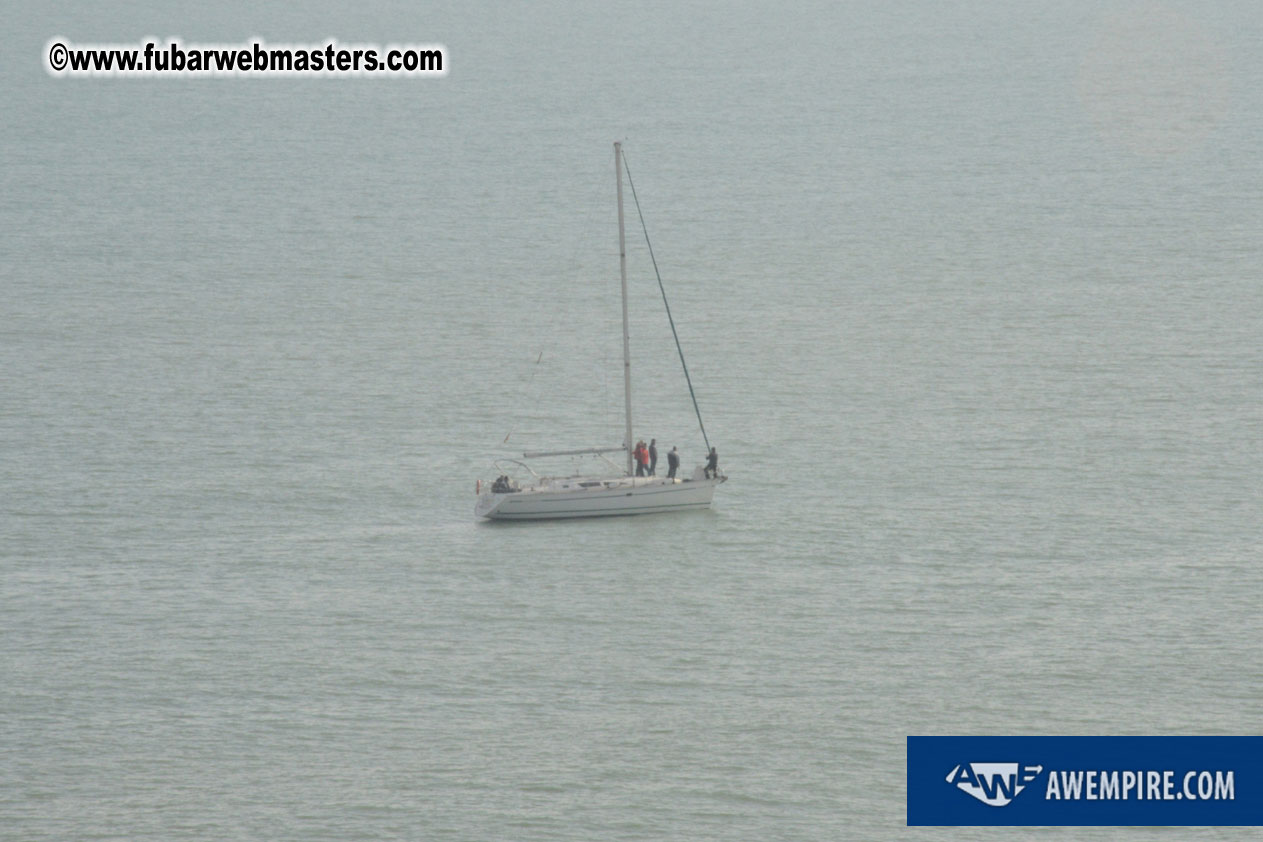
[621,151,711,454]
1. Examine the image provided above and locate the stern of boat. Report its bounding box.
[475,491,506,519]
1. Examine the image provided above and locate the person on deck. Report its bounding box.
[634,440,647,476]
[666,446,680,479]
[648,439,658,476]
[704,447,719,479]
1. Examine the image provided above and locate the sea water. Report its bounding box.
[3,1,1261,838]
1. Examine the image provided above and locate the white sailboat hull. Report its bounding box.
[476,475,723,521]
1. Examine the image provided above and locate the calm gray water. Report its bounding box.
[4,1,1262,839]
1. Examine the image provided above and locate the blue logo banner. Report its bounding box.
[908,736,1263,826]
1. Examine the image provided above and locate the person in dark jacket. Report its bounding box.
[648,439,658,476]
[704,447,719,479]
[666,446,680,479]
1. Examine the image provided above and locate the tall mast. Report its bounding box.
[615,141,633,477]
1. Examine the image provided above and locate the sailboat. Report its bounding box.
[475,142,725,520]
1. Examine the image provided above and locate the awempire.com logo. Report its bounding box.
[946,763,1043,806]
[908,737,1261,826]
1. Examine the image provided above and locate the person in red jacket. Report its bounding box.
[634,440,648,476]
